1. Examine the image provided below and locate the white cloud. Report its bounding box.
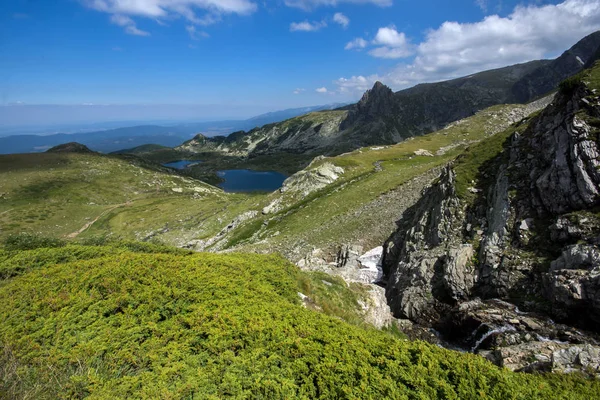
[335,0,600,94]
[335,75,380,93]
[83,0,257,35]
[345,37,368,50]
[373,26,407,47]
[84,0,257,17]
[293,88,306,94]
[110,14,150,36]
[290,20,327,32]
[367,26,414,58]
[316,87,328,93]
[285,0,391,11]
[333,12,349,28]
[349,26,413,58]
[368,46,413,59]
[186,25,209,40]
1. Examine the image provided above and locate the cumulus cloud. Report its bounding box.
[336,0,600,94]
[367,26,414,58]
[290,20,327,32]
[293,88,306,94]
[346,26,413,58]
[345,37,368,50]
[285,0,391,11]
[368,46,413,59]
[335,75,380,93]
[110,14,150,36]
[316,87,329,93]
[372,26,407,47]
[83,0,257,35]
[333,12,349,28]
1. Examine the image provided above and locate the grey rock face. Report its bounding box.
[550,244,600,271]
[382,64,600,374]
[342,81,396,128]
[442,245,476,301]
[550,216,583,242]
[532,114,600,214]
[383,167,469,323]
[359,285,394,329]
[544,244,600,329]
[336,244,363,269]
[478,167,512,296]
[281,162,344,197]
[552,345,600,375]
[262,161,344,215]
[510,31,600,103]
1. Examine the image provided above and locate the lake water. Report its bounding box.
[162,160,200,169]
[217,169,287,192]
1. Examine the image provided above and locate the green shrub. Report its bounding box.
[2,233,66,251]
[1,244,599,399]
[559,73,584,96]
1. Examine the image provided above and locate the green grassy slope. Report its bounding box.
[0,153,256,245]
[1,242,599,399]
[0,101,545,258]
[217,102,545,258]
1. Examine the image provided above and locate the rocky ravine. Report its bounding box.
[381,66,600,375]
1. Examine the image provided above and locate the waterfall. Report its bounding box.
[471,325,516,352]
[535,334,568,344]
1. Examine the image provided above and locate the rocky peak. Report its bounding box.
[341,82,396,129]
[357,81,394,109]
[191,133,208,142]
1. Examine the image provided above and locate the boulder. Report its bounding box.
[553,345,600,375]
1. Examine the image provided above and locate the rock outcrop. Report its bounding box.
[382,62,600,374]
[510,30,600,103]
[262,160,344,215]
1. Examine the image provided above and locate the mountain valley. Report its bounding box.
[4,30,600,399]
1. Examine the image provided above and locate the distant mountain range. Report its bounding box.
[179,31,600,159]
[0,103,348,155]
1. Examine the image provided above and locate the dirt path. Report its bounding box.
[66,202,131,239]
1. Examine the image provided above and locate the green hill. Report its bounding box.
[1,241,599,399]
[0,152,257,245]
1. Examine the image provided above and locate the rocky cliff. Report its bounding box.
[510,31,600,103]
[382,62,600,375]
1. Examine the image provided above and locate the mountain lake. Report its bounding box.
[162,160,201,169]
[217,169,287,192]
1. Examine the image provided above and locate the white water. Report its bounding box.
[471,325,516,352]
[489,298,529,315]
[535,334,568,344]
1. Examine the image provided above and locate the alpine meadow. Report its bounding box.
[3,1,600,399]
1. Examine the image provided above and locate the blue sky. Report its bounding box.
[1,0,600,124]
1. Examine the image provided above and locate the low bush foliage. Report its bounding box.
[1,243,599,399]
